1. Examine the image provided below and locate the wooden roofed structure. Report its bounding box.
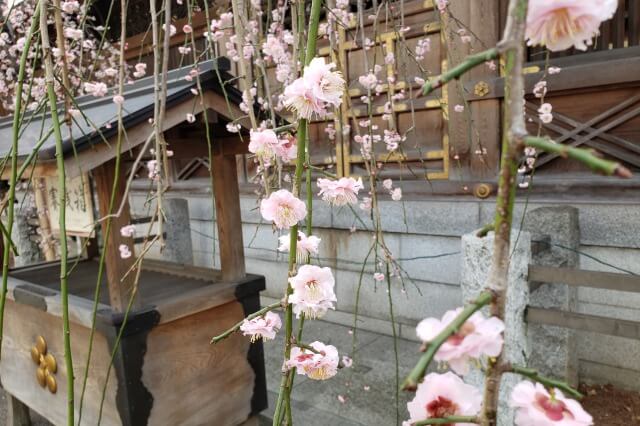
[0,58,266,425]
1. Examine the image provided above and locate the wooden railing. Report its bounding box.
[526,265,640,340]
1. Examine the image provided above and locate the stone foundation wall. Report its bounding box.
[131,191,640,390]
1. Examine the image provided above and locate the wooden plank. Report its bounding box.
[444,1,471,182]
[144,301,255,425]
[468,0,501,178]
[464,55,640,101]
[8,395,32,426]
[0,300,120,426]
[211,153,246,282]
[528,265,640,293]
[526,307,640,339]
[93,160,140,312]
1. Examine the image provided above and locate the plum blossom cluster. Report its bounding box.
[406,307,592,425]
[0,1,124,113]
[278,231,321,264]
[283,57,345,119]
[286,341,339,380]
[249,129,297,166]
[382,179,402,201]
[416,308,505,375]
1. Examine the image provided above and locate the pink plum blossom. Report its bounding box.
[317,177,364,206]
[84,82,108,97]
[133,63,147,78]
[120,225,136,237]
[405,372,481,426]
[286,341,339,380]
[260,189,307,229]
[118,244,132,259]
[454,104,465,112]
[278,231,321,263]
[239,311,282,342]
[146,160,159,180]
[511,381,593,426]
[416,308,505,375]
[283,57,345,119]
[288,265,336,319]
[249,129,280,165]
[373,272,384,282]
[391,188,402,201]
[341,355,353,368]
[526,0,618,51]
[113,95,125,105]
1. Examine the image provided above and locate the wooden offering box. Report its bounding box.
[0,59,266,425]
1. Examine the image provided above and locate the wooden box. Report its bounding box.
[2,260,267,425]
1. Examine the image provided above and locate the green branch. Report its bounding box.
[524,136,631,178]
[414,417,479,425]
[508,364,582,399]
[402,291,493,390]
[40,1,74,424]
[0,2,40,360]
[422,48,498,96]
[210,301,282,344]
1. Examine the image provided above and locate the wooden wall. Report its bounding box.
[123,0,640,197]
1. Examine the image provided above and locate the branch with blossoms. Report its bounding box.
[210,301,283,344]
[400,1,626,426]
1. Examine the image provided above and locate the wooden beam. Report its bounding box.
[528,265,640,293]
[211,153,246,282]
[93,159,140,312]
[526,307,640,339]
[464,55,640,101]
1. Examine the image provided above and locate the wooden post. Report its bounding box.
[32,178,56,261]
[7,395,32,426]
[93,159,140,312]
[211,153,246,282]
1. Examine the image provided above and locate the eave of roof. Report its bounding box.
[0,57,240,160]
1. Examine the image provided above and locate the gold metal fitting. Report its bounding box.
[474,81,490,97]
[474,183,493,199]
[30,336,57,394]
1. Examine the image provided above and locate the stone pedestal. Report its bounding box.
[161,198,194,265]
[461,230,531,426]
[522,206,579,386]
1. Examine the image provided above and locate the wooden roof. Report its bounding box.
[0,58,248,178]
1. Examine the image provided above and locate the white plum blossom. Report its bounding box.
[288,265,336,319]
[240,311,282,342]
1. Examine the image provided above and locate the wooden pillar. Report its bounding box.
[8,395,32,426]
[33,178,56,261]
[468,0,501,177]
[93,159,140,312]
[211,153,246,282]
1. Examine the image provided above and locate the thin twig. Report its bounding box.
[422,48,499,96]
[524,136,631,178]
